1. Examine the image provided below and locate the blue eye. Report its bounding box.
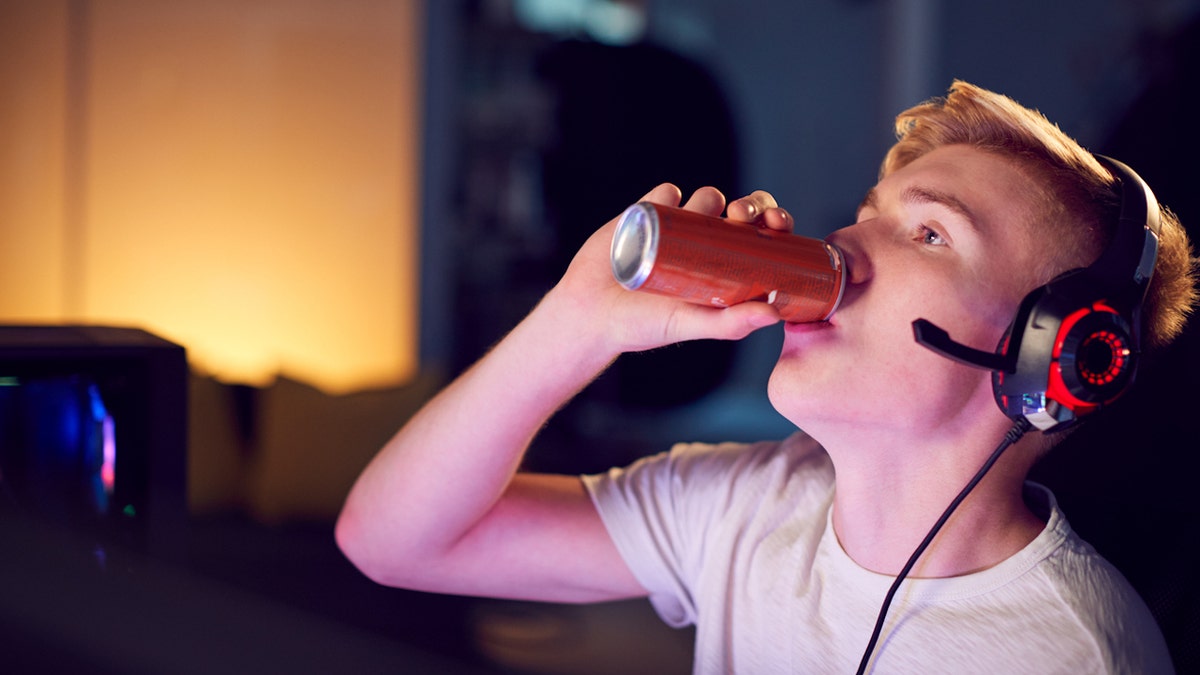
[919,225,948,246]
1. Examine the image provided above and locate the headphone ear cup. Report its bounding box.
[992,294,1138,430]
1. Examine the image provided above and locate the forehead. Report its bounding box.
[869,145,1043,244]
[859,183,982,232]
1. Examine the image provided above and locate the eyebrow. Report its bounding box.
[858,185,981,231]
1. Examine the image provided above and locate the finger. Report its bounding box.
[729,198,794,234]
[760,206,795,233]
[641,183,683,207]
[726,190,778,222]
[682,186,727,217]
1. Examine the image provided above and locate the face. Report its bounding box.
[768,145,1046,438]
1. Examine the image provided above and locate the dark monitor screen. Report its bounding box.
[0,325,188,562]
[0,373,118,522]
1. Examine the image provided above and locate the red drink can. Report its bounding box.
[610,202,846,322]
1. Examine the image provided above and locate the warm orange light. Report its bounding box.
[0,1,71,322]
[1,0,422,394]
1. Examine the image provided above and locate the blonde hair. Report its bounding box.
[882,80,1197,350]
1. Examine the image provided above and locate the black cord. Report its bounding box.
[854,417,1033,674]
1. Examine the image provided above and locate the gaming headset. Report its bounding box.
[912,155,1162,432]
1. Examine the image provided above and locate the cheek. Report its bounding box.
[955,258,1034,336]
[915,272,1025,353]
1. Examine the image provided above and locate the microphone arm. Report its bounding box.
[911,319,1015,373]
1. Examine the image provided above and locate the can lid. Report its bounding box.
[822,241,848,321]
[610,203,658,290]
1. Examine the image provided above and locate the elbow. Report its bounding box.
[335,501,435,590]
[333,506,366,571]
[335,504,394,587]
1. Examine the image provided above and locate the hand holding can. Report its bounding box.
[610,202,846,323]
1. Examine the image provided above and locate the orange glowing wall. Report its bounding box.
[1,0,422,393]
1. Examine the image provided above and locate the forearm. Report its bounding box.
[335,286,616,583]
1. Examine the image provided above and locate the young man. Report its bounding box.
[337,81,1195,672]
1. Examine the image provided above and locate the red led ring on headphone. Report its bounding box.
[1047,302,1135,414]
[1076,329,1129,386]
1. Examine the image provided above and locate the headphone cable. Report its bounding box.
[854,416,1033,674]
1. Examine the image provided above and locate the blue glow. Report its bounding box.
[0,376,112,516]
[513,0,647,46]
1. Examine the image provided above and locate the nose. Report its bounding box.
[826,224,873,285]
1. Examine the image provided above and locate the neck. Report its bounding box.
[821,420,1045,578]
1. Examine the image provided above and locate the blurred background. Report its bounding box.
[2,0,1198,672]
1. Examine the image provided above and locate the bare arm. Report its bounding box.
[335,185,790,603]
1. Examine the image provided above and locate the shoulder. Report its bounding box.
[1032,485,1153,615]
[582,431,834,543]
[587,431,831,497]
[1027,486,1174,672]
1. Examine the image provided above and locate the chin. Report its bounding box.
[766,367,820,424]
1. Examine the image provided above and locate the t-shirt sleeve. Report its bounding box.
[581,438,794,627]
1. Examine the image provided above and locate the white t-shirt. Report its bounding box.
[583,433,1173,674]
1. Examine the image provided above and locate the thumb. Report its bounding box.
[661,302,782,344]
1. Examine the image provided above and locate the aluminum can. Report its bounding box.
[610,202,846,322]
